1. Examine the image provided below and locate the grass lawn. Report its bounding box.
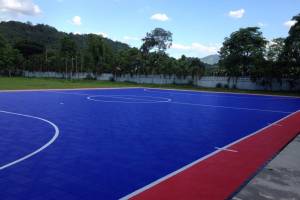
[0,77,136,90]
[0,77,299,97]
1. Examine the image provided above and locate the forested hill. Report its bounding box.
[0,21,129,52]
[201,54,220,65]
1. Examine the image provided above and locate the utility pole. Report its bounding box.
[71,57,74,80]
[75,55,78,79]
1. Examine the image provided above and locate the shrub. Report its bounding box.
[188,80,194,85]
[109,76,115,82]
[85,74,96,80]
[216,83,222,88]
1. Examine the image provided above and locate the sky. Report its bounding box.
[0,0,299,58]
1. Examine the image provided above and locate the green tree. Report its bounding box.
[0,34,23,76]
[60,36,77,78]
[102,42,114,73]
[14,40,45,71]
[14,40,44,59]
[281,14,300,84]
[219,27,267,82]
[176,55,190,78]
[87,34,105,74]
[140,28,172,54]
[140,28,172,76]
[0,34,6,49]
[188,57,206,78]
[115,48,143,75]
[266,38,285,62]
[249,38,286,89]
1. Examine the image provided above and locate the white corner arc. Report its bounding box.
[0,110,59,170]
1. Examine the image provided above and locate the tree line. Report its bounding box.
[219,14,300,88]
[0,22,206,79]
[0,13,300,88]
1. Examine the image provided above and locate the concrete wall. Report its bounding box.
[115,74,194,85]
[23,71,112,81]
[23,71,300,91]
[195,76,297,91]
[115,75,299,91]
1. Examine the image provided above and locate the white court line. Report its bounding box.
[87,95,171,104]
[46,91,172,103]
[46,91,91,96]
[215,147,238,153]
[119,110,300,200]
[0,110,59,170]
[1,86,298,99]
[270,123,283,127]
[50,90,291,113]
[144,89,269,100]
[0,87,142,93]
[144,88,300,99]
[144,89,298,100]
[170,101,291,114]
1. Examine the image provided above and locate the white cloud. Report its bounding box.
[0,16,8,22]
[191,43,220,54]
[72,16,82,26]
[171,42,220,56]
[0,0,41,16]
[150,13,169,21]
[228,9,245,19]
[284,20,297,28]
[171,43,191,50]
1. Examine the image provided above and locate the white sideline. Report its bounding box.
[0,110,59,170]
[119,110,300,200]
[1,87,299,99]
[170,101,291,114]
[144,89,300,100]
[270,123,283,127]
[144,88,300,99]
[46,91,92,96]
[215,147,238,153]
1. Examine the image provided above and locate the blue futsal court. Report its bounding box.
[0,88,300,200]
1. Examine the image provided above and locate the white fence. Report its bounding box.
[23,71,300,91]
[23,71,112,81]
[115,74,193,85]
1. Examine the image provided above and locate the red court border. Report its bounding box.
[121,110,300,200]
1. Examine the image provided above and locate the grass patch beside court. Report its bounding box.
[0,77,299,97]
[0,77,136,90]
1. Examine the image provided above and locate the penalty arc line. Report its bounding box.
[46,91,172,103]
[47,89,291,114]
[87,95,172,104]
[0,110,59,170]
[49,90,290,113]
